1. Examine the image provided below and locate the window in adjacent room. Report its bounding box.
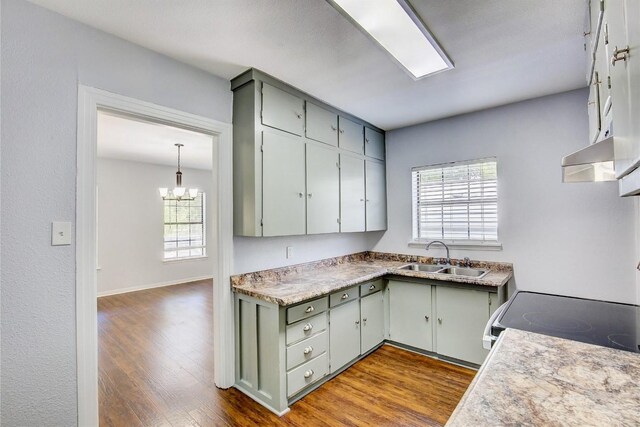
[411,158,498,246]
[163,192,206,260]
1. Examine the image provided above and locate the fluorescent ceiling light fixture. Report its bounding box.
[329,0,453,79]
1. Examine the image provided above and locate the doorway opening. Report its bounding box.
[76,86,234,426]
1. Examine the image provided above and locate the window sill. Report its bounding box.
[408,240,503,251]
[162,255,209,263]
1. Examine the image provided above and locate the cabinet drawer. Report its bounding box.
[330,286,359,307]
[306,102,338,146]
[287,297,328,324]
[286,330,328,370]
[261,83,304,136]
[360,279,383,297]
[286,312,327,345]
[287,353,328,397]
[364,127,385,160]
[338,116,364,154]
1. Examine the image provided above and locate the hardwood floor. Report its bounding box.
[98,280,475,427]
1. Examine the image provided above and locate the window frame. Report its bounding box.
[162,192,207,261]
[410,157,502,250]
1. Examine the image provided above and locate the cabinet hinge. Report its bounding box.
[260,144,264,152]
[607,75,612,90]
[336,162,340,169]
[260,219,263,227]
[337,218,341,224]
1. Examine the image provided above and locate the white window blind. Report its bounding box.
[412,158,498,242]
[163,192,206,260]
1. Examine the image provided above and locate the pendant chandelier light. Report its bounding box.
[159,143,198,200]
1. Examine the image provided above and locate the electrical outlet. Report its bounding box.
[286,246,293,259]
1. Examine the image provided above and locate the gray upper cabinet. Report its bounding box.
[434,286,491,365]
[306,102,338,146]
[364,127,385,160]
[231,69,386,236]
[306,144,340,234]
[338,116,364,155]
[262,131,306,236]
[365,160,387,231]
[340,154,366,233]
[261,83,304,136]
[388,280,433,351]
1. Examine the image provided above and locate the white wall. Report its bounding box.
[97,158,213,295]
[374,89,637,304]
[0,1,231,425]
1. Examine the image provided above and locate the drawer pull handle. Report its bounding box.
[369,284,375,290]
[305,306,314,313]
[611,46,630,66]
[303,323,313,332]
[304,369,314,379]
[341,293,349,300]
[304,346,313,355]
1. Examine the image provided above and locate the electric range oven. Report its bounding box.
[483,291,640,353]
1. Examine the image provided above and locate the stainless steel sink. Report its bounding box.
[438,266,489,278]
[398,263,444,273]
[398,263,489,279]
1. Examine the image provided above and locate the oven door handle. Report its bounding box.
[483,301,509,350]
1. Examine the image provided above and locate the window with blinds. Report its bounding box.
[412,158,498,243]
[163,192,206,260]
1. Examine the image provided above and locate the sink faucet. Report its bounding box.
[425,240,450,265]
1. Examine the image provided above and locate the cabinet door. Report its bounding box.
[435,286,490,365]
[608,0,637,178]
[329,299,361,373]
[340,155,365,232]
[587,75,602,144]
[364,127,385,160]
[306,102,338,146]
[388,280,432,351]
[306,144,340,234]
[623,0,640,177]
[361,291,384,354]
[262,132,306,236]
[338,116,364,154]
[261,83,304,136]
[365,161,387,231]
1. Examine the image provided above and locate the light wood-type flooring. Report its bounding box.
[98,280,475,426]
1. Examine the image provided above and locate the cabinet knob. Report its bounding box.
[307,193,313,198]
[341,293,349,300]
[365,138,369,143]
[611,46,630,66]
[366,199,370,202]
[304,369,314,379]
[339,129,345,134]
[303,346,313,355]
[355,320,360,325]
[305,306,315,313]
[296,113,302,119]
[331,125,337,131]
[303,323,313,332]
[363,318,367,323]
[438,318,443,324]
[425,315,430,321]
[360,198,365,202]
[298,192,304,198]
[369,284,375,290]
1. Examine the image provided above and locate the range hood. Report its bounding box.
[561,136,615,183]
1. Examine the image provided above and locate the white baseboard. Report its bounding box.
[97,275,213,297]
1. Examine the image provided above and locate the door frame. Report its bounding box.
[76,85,234,426]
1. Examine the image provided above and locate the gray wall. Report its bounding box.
[0,1,231,424]
[373,89,637,304]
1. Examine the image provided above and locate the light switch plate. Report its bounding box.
[52,221,72,246]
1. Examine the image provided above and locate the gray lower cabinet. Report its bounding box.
[329,299,361,373]
[388,280,433,351]
[434,286,492,365]
[360,291,384,353]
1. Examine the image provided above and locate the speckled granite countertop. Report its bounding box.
[231,251,513,306]
[447,328,640,426]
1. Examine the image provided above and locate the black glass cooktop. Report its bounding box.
[492,291,640,353]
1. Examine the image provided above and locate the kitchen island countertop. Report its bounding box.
[446,328,640,426]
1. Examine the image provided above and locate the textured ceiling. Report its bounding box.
[97,111,213,170]
[29,0,589,130]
